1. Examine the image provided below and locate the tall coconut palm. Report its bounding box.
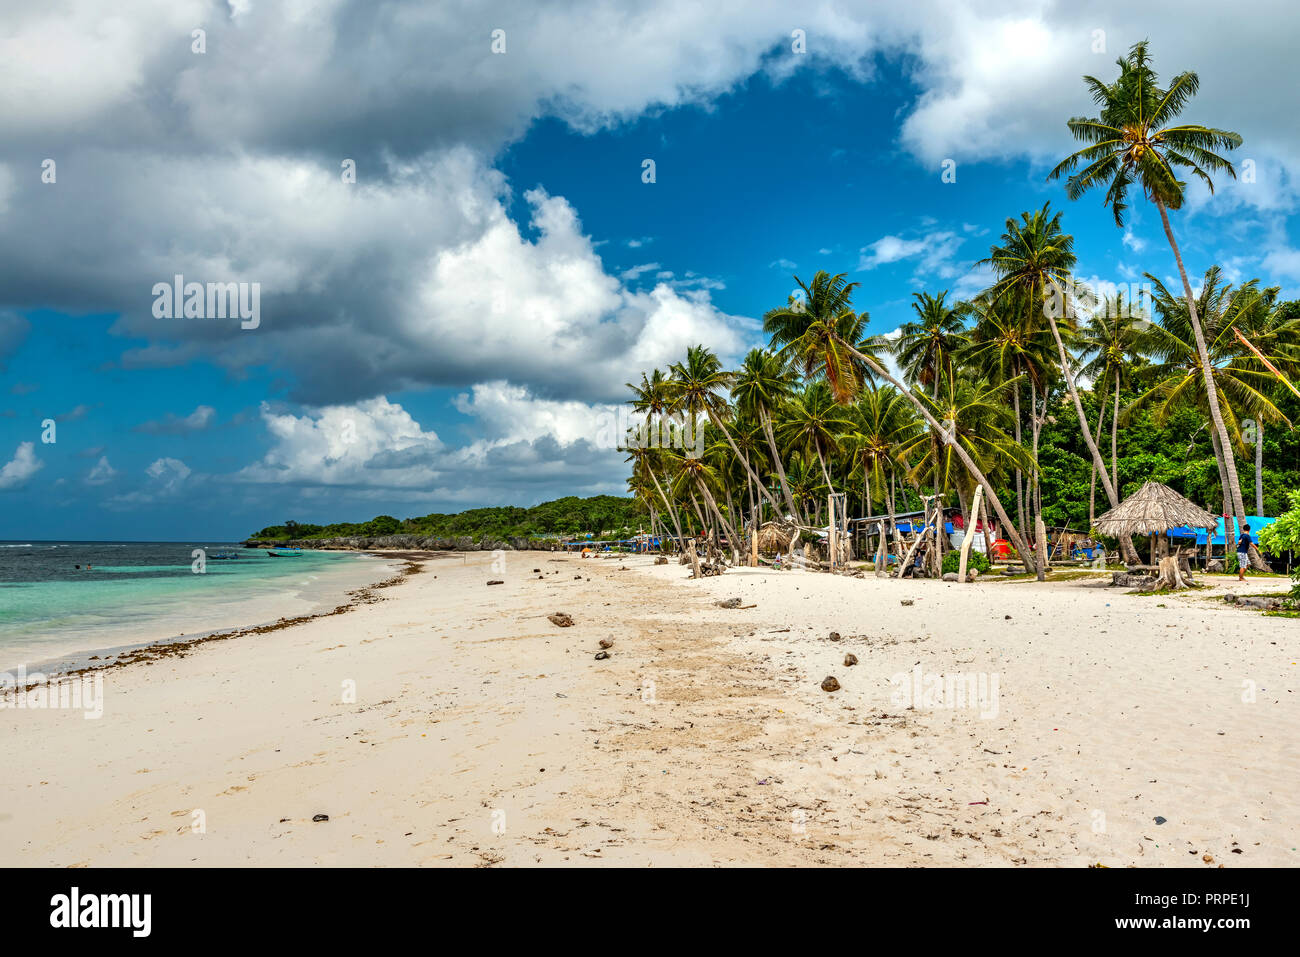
[777,382,853,493]
[980,205,1131,527]
[844,386,923,569]
[901,374,1035,504]
[1048,40,1257,565]
[1133,268,1291,524]
[669,344,783,518]
[961,291,1055,534]
[625,369,686,546]
[1230,285,1300,513]
[772,274,1038,573]
[763,271,880,403]
[845,386,923,516]
[732,348,803,521]
[894,291,968,398]
[1078,292,1148,493]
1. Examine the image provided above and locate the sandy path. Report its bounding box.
[1,552,1294,867]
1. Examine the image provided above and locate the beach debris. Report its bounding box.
[899,599,914,606]
[598,638,613,649]
[655,556,668,565]
[1154,816,1167,825]
[486,580,504,586]
[717,597,743,608]
[547,612,575,627]
[828,631,841,641]
[533,568,540,572]
[312,814,329,823]
[942,572,959,582]
[594,651,610,660]
[820,676,840,692]
[843,653,858,667]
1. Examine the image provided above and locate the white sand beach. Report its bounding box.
[1,551,1295,867]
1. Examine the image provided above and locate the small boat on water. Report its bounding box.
[210,550,241,560]
[266,547,304,557]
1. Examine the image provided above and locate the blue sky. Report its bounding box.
[1,1,1297,540]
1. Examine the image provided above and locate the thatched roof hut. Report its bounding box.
[1094,481,1218,537]
[756,521,797,554]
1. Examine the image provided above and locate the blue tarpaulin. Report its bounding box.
[1166,515,1274,546]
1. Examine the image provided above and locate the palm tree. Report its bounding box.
[901,373,1034,514]
[844,386,923,569]
[894,291,968,398]
[669,345,783,518]
[732,348,803,521]
[777,382,853,493]
[625,369,686,546]
[1230,285,1300,513]
[1078,291,1148,521]
[1049,40,1256,564]
[763,271,880,403]
[961,292,1055,534]
[980,205,1133,560]
[1133,268,1291,523]
[771,273,1039,573]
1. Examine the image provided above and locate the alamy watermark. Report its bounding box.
[1,665,103,719]
[152,274,260,329]
[1044,278,1152,322]
[600,407,705,458]
[889,664,999,719]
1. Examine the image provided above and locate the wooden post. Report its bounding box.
[687,539,700,579]
[958,484,984,583]
[1035,514,1048,580]
[750,527,758,567]
[827,494,836,574]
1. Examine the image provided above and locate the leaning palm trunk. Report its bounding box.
[1155,198,1266,569]
[710,412,784,517]
[1029,380,1045,580]
[1044,289,1139,566]
[842,341,1037,574]
[1013,382,1026,535]
[1111,368,1120,494]
[697,479,741,561]
[1255,421,1264,515]
[760,409,802,523]
[815,446,834,494]
[1088,378,1109,526]
[647,466,684,550]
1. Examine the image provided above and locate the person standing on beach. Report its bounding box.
[1236,525,1253,581]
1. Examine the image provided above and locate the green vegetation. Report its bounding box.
[942,550,991,576]
[621,42,1298,582]
[251,495,645,543]
[1259,492,1300,602]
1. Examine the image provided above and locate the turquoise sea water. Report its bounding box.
[0,542,396,672]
